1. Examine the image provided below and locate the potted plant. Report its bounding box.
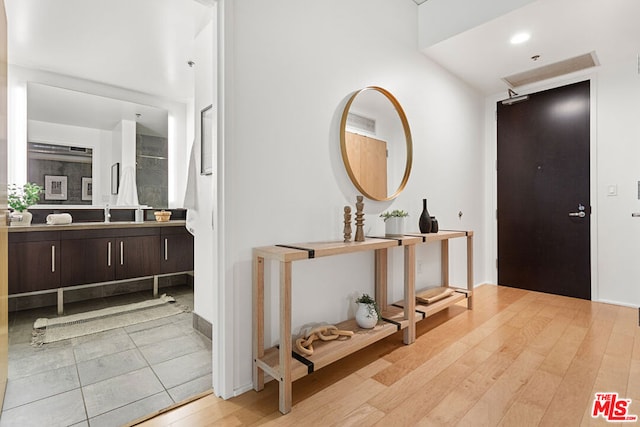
[8,182,43,226]
[380,209,409,237]
[355,293,381,329]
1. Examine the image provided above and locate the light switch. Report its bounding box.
[607,185,617,196]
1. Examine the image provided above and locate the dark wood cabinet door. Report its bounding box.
[160,229,194,274]
[116,236,160,280]
[8,240,60,293]
[60,238,115,286]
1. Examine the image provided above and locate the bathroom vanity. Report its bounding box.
[8,220,193,314]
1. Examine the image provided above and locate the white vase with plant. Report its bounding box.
[8,183,43,226]
[355,293,381,329]
[380,209,409,237]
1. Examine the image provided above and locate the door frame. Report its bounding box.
[486,72,599,301]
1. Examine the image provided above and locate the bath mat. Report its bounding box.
[32,294,189,346]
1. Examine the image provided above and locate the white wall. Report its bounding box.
[483,58,640,308]
[218,0,486,395]
[111,122,123,204]
[192,17,216,324]
[8,65,189,207]
[592,59,640,306]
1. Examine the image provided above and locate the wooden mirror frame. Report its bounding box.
[339,86,413,201]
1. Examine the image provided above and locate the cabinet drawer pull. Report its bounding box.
[108,241,112,267]
[51,245,55,273]
[164,238,168,261]
[120,241,124,265]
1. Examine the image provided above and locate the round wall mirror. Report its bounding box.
[340,86,412,201]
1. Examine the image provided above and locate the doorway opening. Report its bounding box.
[1,0,217,424]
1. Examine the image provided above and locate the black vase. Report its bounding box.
[419,198,432,233]
[430,216,439,233]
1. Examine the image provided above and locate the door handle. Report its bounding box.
[569,211,586,218]
[108,241,112,267]
[164,238,168,261]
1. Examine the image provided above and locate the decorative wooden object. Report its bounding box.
[295,324,354,356]
[416,286,454,304]
[343,206,352,242]
[354,195,365,242]
[154,210,172,222]
[252,229,474,414]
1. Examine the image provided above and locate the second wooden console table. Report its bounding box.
[253,230,473,414]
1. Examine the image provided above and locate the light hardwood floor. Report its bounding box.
[137,284,639,426]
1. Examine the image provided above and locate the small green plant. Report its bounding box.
[8,183,43,212]
[379,209,409,222]
[356,293,381,322]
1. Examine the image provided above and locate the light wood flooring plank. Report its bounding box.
[140,286,639,427]
[539,309,616,426]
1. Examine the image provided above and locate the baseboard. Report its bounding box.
[192,312,212,340]
[234,382,255,397]
[596,298,639,309]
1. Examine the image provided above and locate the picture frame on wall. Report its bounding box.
[44,175,68,200]
[201,104,213,175]
[111,162,120,195]
[82,177,93,201]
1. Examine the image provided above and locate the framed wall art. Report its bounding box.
[82,177,93,201]
[44,175,68,200]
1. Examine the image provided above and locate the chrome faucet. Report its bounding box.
[104,205,111,223]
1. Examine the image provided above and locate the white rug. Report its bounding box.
[32,294,189,345]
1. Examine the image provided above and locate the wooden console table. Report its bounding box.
[252,230,473,414]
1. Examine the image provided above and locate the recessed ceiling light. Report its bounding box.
[510,32,531,45]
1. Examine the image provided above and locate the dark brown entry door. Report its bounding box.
[497,80,591,300]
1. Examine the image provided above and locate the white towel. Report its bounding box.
[46,213,73,225]
[116,166,140,206]
[183,141,199,236]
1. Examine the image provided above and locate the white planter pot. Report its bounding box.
[11,210,32,226]
[385,217,405,237]
[355,302,378,329]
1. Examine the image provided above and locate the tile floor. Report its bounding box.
[0,285,212,427]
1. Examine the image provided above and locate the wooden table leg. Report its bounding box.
[252,256,265,391]
[441,239,449,287]
[466,232,474,309]
[279,261,292,414]
[403,245,415,344]
[375,248,388,311]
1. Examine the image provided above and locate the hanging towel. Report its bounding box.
[183,141,199,236]
[46,213,73,225]
[116,166,140,206]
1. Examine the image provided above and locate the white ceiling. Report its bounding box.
[7,0,638,111]
[5,0,212,102]
[27,83,168,136]
[422,0,640,95]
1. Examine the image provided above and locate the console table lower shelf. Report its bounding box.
[393,287,470,320]
[256,317,402,383]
